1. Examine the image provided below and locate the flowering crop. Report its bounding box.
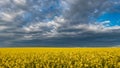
[0,48,120,68]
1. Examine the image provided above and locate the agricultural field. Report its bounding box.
[0,48,120,68]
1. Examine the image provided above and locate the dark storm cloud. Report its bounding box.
[0,0,120,47]
[9,31,120,47]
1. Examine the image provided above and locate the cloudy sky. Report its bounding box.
[0,0,120,47]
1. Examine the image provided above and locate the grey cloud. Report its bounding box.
[63,0,120,24]
[9,32,120,47]
[0,0,120,47]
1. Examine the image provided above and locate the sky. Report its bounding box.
[0,0,120,47]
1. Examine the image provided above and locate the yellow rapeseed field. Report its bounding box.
[0,48,120,68]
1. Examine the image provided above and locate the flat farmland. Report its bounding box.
[0,48,120,68]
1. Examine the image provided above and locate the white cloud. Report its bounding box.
[22,16,66,38]
[23,35,33,40]
[0,0,10,5]
[22,16,120,39]
[23,16,65,32]
[0,26,8,31]
[13,0,26,6]
[62,21,120,34]
[0,12,14,22]
[0,10,24,22]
